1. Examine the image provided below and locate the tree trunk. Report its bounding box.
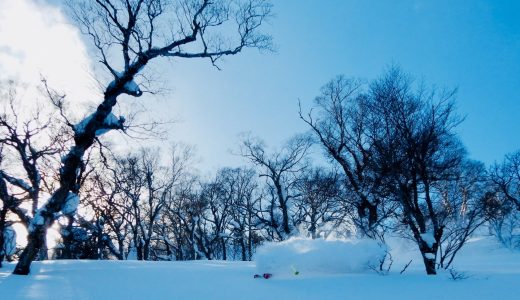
[357,196,379,237]
[13,82,125,275]
[275,181,291,237]
[13,225,47,275]
[14,160,81,274]
[422,253,437,275]
[96,233,104,260]
[240,236,246,261]
[136,238,144,261]
[61,218,74,259]
[38,234,48,261]
[143,239,150,261]
[415,232,439,275]
[117,235,125,260]
[415,233,438,275]
[309,210,317,239]
[0,207,7,268]
[221,237,227,260]
[165,241,172,260]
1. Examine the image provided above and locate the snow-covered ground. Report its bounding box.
[0,236,519,300]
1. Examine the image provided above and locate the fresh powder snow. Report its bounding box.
[255,237,387,276]
[1,236,519,299]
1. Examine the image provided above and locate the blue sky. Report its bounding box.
[2,0,519,171]
[158,0,520,170]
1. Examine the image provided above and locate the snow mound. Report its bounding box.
[255,238,387,276]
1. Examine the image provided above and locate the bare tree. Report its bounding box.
[293,167,344,239]
[79,169,130,260]
[369,67,465,275]
[299,76,388,239]
[0,152,18,267]
[486,198,520,249]
[182,183,207,260]
[160,173,202,260]
[115,152,150,260]
[14,0,272,274]
[490,150,520,211]
[488,150,520,248]
[437,160,489,269]
[0,81,70,266]
[240,134,310,240]
[218,167,261,260]
[190,177,230,260]
[105,148,176,260]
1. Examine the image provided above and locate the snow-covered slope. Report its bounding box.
[0,237,519,300]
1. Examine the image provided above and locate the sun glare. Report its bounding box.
[0,0,97,110]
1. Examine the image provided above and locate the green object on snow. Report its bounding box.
[291,265,299,275]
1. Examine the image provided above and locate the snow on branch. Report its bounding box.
[0,171,34,193]
[61,192,80,216]
[74,113,126,136]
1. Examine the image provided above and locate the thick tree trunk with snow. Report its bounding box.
[13,90,124,274]
[422,254,437,275]
[13,0,271,274]
[417,233,441,275]
[14,219,49,275]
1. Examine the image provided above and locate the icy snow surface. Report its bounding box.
[0,236,519,299]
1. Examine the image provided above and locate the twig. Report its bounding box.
[400,259,413,274]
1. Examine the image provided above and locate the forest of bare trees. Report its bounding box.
[0,0,519,277]
[2,65,519,276]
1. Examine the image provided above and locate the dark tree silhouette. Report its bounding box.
[240,134,310,240]
[300,76,388,239]
[14,0,272,275]
[369,68,464,275]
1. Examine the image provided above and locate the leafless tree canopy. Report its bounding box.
[70,0,273,75]
[0,81,70,266]
[2,4,516,276]
[300,76,390,239]
[12,0,272,275]
[490,151,520,211]
[299,67,484,275]
[240,134,311,239]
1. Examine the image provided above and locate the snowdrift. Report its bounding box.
[255,238,387,276]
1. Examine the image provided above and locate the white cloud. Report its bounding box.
[0,0,98,112]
